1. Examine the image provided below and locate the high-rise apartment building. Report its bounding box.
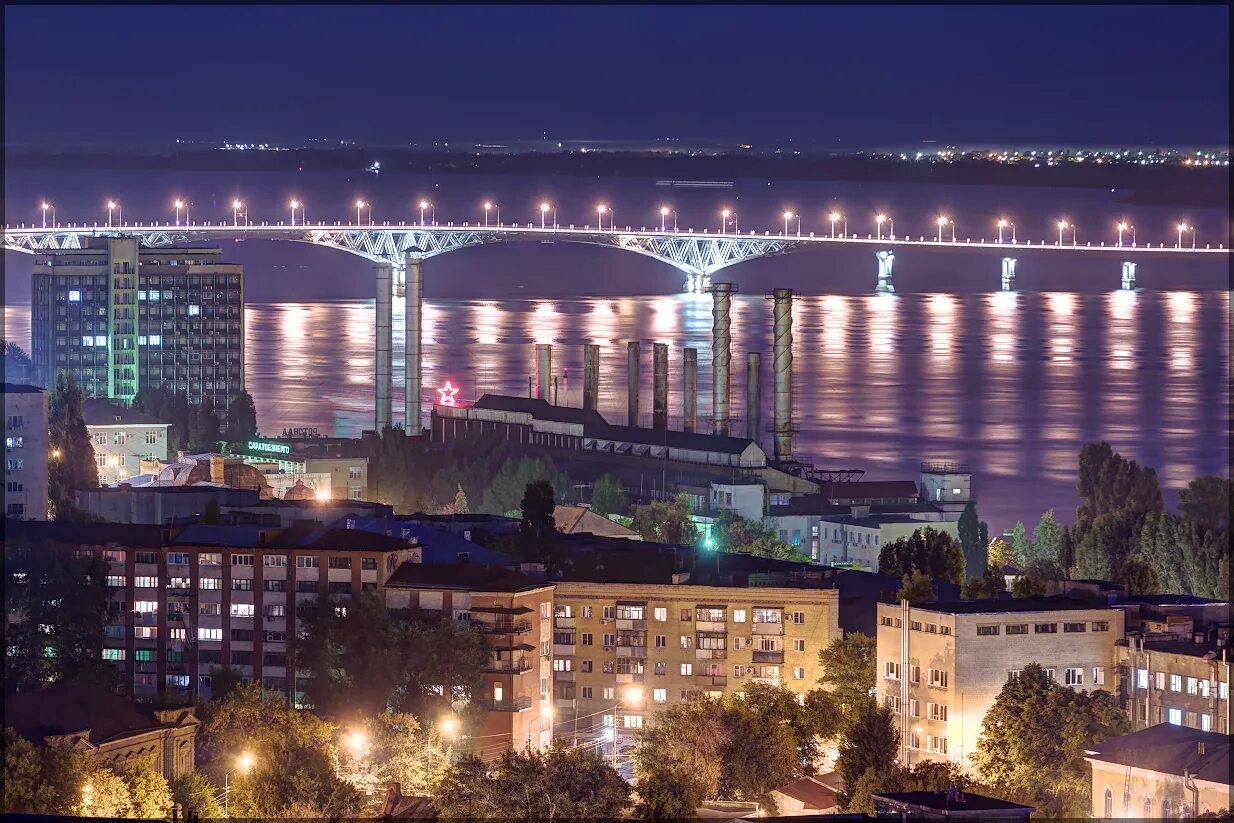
[3,384,49,520]
[31,238,244,409]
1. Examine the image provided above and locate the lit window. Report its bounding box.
[149,290,160,301]
[102,648,126,661]
[680,663,692,676]
[95,336,107,347]
[189,305,200,316]
[1168,708,1183,726]
[81,336,94,347]
[230,603,255,618]
[69,290,81,302]
[149,334,161,346]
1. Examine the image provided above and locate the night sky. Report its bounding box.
[4,5,1229,149]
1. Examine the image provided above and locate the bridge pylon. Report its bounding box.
[1000,257,1017,292]
[876,251,895,294]
[1120,261,1137,290]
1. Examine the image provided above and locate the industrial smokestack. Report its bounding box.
[535,344,552,402]
[583,344,600,411]
[746,352,761,445]
[683,348,698,433]
[771,288,794,460]
[653,343,669,430]
[710,282,736,436]
[627,341,641,426]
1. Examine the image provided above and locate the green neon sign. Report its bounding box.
[246,439,291,455]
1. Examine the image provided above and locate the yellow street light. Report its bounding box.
[439,716,460,738]
[236,752,255,773]
[343,729,369,757]
[50,448,62,459]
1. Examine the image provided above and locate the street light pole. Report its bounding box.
[876,214,886,241]
[1058,220,1067,246]
[233,200,243,227]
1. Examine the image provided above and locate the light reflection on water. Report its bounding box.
[3,290,1228,530]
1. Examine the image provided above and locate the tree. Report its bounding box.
[206,665,244,702]
[971,663,1129,817]
[169,771,223,820]
[957,502,986,582]
[1010,559,1058,598]
[5,539,113,693]
[1120,552,1160,595]
[77,765,133,817]
[818,633,877,715]
[47,371,98,517]
[446,483,469,515]
[1009,521,1031,563]
[1029,510,1064,566]
[3,340,34,383]
[520,480,558,540]
[590,473,629,517]
[188,399,222,452]
[224,389,259,442]
[843,761,974,815]
[836,700,899,807]
[633,699,731,817]
[480,455,572,515]
[1071,442,1164,586]
[712,509,809,562]
[895,570,935,602]
[987,536,1017,570]
[121,757,173,819]
[877,528,965,586]
[199,682,361,818]
[436,744,630,820]
[963,563,1008,599]
[333,713,453,806]
[3,728,65,813]
[632,493,698,545]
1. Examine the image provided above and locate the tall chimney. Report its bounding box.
[627,341,641,427]
[746,352,761,445]
[771,288,794,460]
[535,344,552,402]
[710,282,736,436]
[683,348,698,433]
[583,344,600,411]
[653,343,669,430]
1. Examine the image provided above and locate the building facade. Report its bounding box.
[1085,724,1230,819]
[3,384,49,519]
[1117,636,1231,735]
[552,580,840,755]
[31,239,244,408]
[232,437,370,501]
[876,598,1124,771]
[83,399,171,485]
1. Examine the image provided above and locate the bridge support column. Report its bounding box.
[535,344,552,401]
[771,289,794,461]
[653,343,669,430]
[375,262,393,432]
[876,251,895,294]
[710,283,736,436]
[1121,261,1137,290]
[1000,257,1017,291]
[683,348,698,433]
[583,345,600,411]
[404,255,423,433]
[627,342,641,427]
[746,352,761,446]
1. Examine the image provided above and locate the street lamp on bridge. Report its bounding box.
[232,200,245,227]
[1057,219,1069,246]
[998,218,1015,244]
[721,209,737,235]
[597,204,608,231]
[1177,222,1194,249]
[829,211,843,238]
[783,211,800,237]
[419,200,433,226]
[289,200,302,226]
[174,199,187,226]
[540,202,556,230]
[483,202,499,228]
[355,200,370,225]
[876,213,890,241]
[1117,221,1134,247]
[40,202,54,229]
[937,215,951,242]
[107,200,121,228]
[659,206,676,232]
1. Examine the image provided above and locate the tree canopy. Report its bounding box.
[224,389,259,441]
[817,632,877,716]
[836,699,899,807]
[877,527,966,586]
[632,493,698,545]
[590,473,630,517]
[956,502,986,582]
[48,372,98,518]
[712,509,809,561]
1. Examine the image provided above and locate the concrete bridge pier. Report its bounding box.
[876,251,895,294]
[683,348,698,433]
[535,344,552,401]
[653,343,669,430]
[627,342,641,427]
[1000,257,1017,291]
[375,261,393,432]
[1121,261,1137,290]
[404,254,423,433]
[710,282,736,436]
[583,344,600,411]
[770,288,794,461]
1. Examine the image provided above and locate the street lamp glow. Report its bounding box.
[597,204,608,231]
[1057,219,1068,246]
[314,486,330,502]
[236,752,255,773]
[876,213,887,240]
[623,685,644,704]
[106,200,120,227]
[174,199,186,226]
[829,211,842,238]
[289,200,301,225]
[418,200,431,226]
[540,202,555,230]
[936,215,948,241]
[343,729,369,757]
[483,202,498,227]
[232,200,244,226]
[41,201,54,229]
[355,200,369,225]
[439,716,460,738]
[659,206,676,232]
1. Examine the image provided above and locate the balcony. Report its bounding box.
[615,618,646,631]
[474,695,533,712]
[615,672,646,684]
[486,658,532,674]
[752,621,784,636]
[752,650,784,664]
[615,645,646,659]
[752,675,782,687]
[554,696,578,709]
[554,616,576,629]
[553,644,576,657]
[474,620,532,635]
[697,674,728,688]
[553,670,576,682]
[695,649,727,660]
[696,621,727,633]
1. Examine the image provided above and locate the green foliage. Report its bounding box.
[520,480,558,539]
[963,563,1008,598]
[436,743,630,820]
[200,681,362,818]
[590,473,629,516]
[482,455,574,515]
[224,389,259,442]
[295,592,490,719]
[206,665,244,702]
[633,698,730,816]
[4,339,33,369]
[712,509,809,561]
[895,570,935,602]
[877,527,966,586]
[78,764,134,817]
[1010,559,1059,597]
[131,385,205,453]
[3,728,72,814]
[1009,521,1030,562]
[335,713,453,806]
[169,771,223,820]
[817,632,877,715]
[971,662,1130,817]
[843,761,973,815]
[836,699,899,807]
[1120,552,1160,594]
[1130,477,1231,599]
[957,502,986,582]
[986,536,1017,570]
[1029,510,1064,566]
[48,371,98,518]
[4,539,114,693]
[121,757,173,819]
[1071,441,1163,583]
[632,493,698,544]
[188,399,222,452]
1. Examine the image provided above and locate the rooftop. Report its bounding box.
[5,682,193,746]
[887,595,1117,615]
[3,519,167,547]
[82,398,166,427]
[1,383,45,394]
[470,394,607,427]
[385,562,548,593]
[1085,724,1230,785]
[873,790,1034,813]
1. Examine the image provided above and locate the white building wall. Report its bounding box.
[89,423,171,484]
[4,387,49,520]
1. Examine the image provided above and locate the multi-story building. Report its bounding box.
[383,564,555,757]
[31,238,244,408]
[552,574,840,756]
[83,399,171,484]
[3,520,414,706]
[875,598,1124,771]
[3,384,49,520]
[1085,724,1230,819]
[1117,634,1231,735]
[231,437,370,501]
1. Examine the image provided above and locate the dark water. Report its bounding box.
[5,289,1228,533]
[5,169,1229,531]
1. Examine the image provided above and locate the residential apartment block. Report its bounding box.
[31,238,244,408]
[3,384,49,520]
[876,598,1124,771]
[83,399,171,484]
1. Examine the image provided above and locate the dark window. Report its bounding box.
[361,558,378,571]
[328,581,352,594]
[263,579,286,592]
[1034,623,1058,634]
[231,629,254,642]
[263,653,287,668]
[230,650,252,667]
[296,581,319,593]
[328,557,352,570]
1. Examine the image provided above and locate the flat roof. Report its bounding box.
[83,398,166,426]
[874,790,1034,813]
[1085,724,1229,784]
[886,596,1116,615]
[386,562,548,593]
[2,383,45,394]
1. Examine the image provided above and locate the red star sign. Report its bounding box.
[437,380,460,405]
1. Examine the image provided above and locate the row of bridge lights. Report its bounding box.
[35,199,1202,248]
